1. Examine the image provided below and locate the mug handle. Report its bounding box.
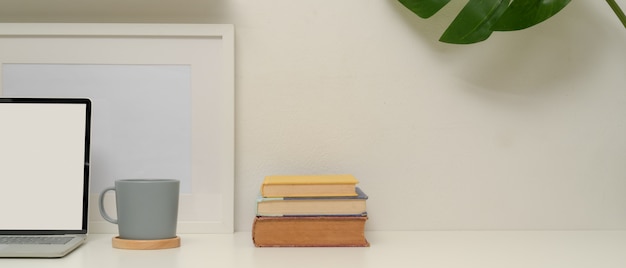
[99,187,118,224]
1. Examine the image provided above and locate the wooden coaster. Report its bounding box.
[112,236,181,250]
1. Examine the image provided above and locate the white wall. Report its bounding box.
[2,0,625,231]
[229,0,626,231]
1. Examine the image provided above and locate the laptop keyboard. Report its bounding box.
[0,236,73,245]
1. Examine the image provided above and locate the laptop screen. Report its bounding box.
[0,98,90,234]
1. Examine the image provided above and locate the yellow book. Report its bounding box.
[261,174,359,198]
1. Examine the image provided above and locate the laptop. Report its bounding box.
[0,97,91,258]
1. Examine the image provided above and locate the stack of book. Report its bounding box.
[252,174,369,247]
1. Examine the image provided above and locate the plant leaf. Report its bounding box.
[440,0,511,44]
[398,0,452,18]
[492,0,571,31]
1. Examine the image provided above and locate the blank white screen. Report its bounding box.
[0,103,86,230]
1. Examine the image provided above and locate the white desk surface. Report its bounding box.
[2,231,626,267]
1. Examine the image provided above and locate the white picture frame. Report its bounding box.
[0,23,235,234]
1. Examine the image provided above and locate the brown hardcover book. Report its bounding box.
[252,216,369,247]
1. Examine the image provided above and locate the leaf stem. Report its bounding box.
[606,0,626,28]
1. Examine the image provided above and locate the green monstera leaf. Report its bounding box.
[439,0,511,44]
[493,0,571,31]
[398,0,452,18]
[399,0,626,44]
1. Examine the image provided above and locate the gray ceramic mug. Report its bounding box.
[99,179,180,240]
